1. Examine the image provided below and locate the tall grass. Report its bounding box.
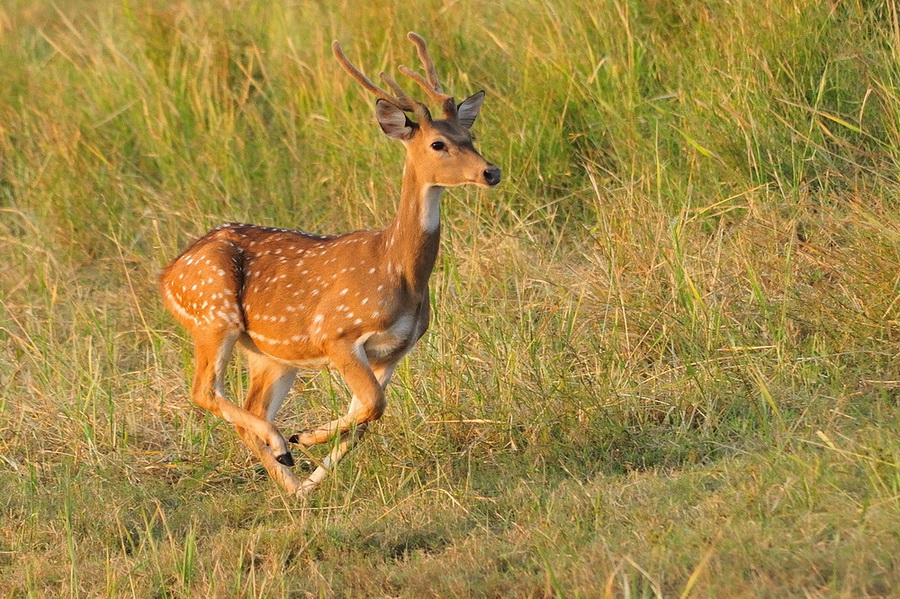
[1,0,898,596]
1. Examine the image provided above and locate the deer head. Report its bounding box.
[333,32,501,189]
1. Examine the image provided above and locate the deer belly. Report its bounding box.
[288,356,334,370]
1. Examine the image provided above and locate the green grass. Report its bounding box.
[1,0,899,596]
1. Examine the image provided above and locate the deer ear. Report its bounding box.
[376,99,416,140]
[457,91,485,129]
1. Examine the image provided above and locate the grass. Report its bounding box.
[1,0,899,596]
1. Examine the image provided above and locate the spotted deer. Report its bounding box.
[159,33,501,497]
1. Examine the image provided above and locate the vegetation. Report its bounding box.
[1,0,898,596]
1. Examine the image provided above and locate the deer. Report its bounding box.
[159,32,501,497]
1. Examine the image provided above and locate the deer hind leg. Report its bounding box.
[190,327,293,467]
[232,349,304,494]
[295,360,397,496]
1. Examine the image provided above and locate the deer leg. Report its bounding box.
[234,428,302,494]
[291,344,386,447]
[296,363,397,496]
[242,351,298,424]
[232,351,302,493]
[190,329,293,465]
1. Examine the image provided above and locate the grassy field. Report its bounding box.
[1,0,899,596]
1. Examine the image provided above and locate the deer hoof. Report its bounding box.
[275,452,294,467]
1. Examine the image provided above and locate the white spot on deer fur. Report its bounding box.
[248,330,282,345]
[368,268,376,274]
[354,318,363,325]
[313,314,324,324]
[340,288,348,296]
[361,298,369,305]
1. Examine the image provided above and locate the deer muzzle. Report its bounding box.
[484,165,502,187]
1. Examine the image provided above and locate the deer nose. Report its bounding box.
[484,165,502,186]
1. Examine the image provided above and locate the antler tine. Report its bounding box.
[397,65,451,104]
[332,40,415,112]
[404,32,457,119]
[406,32,442,92]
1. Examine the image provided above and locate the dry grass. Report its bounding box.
[1,0,899,596]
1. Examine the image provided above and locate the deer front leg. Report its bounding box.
[296,425,368,497]
[296,363,397,495]
[292,344,385,447]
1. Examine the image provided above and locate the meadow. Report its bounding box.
[1,0,898,596]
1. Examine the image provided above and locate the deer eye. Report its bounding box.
[430,141,446,151]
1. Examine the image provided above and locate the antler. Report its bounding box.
[333,32,457,122]
[331,40,415,112]
[399,32,457,119]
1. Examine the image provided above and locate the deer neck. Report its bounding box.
[383,160,444,298]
